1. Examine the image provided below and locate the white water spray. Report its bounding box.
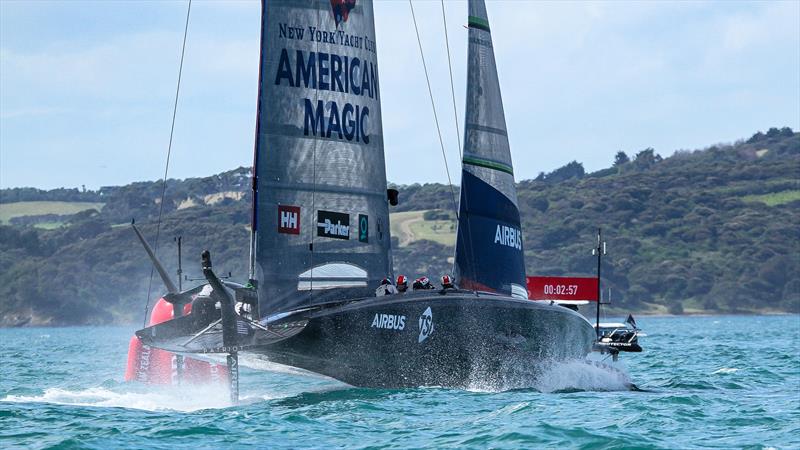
[2,383,290,413]
[534,359,632,393]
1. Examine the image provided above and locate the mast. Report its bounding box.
[593,228,607,338]
[453,0,527,299]
[248,0,268,286]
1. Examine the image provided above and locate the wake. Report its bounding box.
[2,356,636,412]
[2,384,274,412]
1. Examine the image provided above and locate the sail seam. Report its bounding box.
[465,123,507,137]
[468,16,490,32]
[462,156,514,175]
[258,181,386,198]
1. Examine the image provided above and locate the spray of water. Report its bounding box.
[464,357,634,393]
[534,359,632,393]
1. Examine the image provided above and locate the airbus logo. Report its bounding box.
[371,313,405,330]
[494,225,522,250]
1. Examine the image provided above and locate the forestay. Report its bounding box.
[252,0,392,317]
[454,0,527,299]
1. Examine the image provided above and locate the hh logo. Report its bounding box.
[278,205,300,235]
[330,0,356,27]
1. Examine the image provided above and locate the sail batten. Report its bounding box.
[253,0,392,317]
[454,0,527,298]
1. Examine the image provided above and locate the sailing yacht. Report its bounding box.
[135,0,595,394]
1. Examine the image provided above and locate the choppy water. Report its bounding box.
[1,315,798,449]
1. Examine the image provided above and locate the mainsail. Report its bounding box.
[454,0,527,299]
[252,0,392,316]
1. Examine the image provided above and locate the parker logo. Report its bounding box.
[277,205,300,235]
[330,0,356,27]
[418,307,433,343]
[317,210,350,240]
[371,313,405,331]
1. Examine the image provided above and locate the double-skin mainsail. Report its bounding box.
[252,0,392,317]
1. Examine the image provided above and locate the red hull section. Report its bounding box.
[124,297,227,384]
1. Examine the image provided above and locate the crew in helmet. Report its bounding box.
[396,275,409,293]
[375,277,398,296]
[412,276,435,291]
[440,274,455,290]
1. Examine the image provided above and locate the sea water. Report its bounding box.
[1,315,798,449]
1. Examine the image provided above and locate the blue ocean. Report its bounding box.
[2,315,798,449]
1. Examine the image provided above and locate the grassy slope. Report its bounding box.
[742,190,800,206]
[0,201,104,224]
[389,210,456,247]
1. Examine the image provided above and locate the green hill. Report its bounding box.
[0,201,104,226]
[0,128,797,326]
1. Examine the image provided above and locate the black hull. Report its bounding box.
[138,291,595,389]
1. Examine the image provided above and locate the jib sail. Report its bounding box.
[454,0,527,299]
[252,0,392,316]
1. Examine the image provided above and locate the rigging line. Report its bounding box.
[143,0,192,327]
[408,0,459,221]
[437,0,477,281]
[438,0,472,279]
[440,0,462,158]
[307,4,322,297]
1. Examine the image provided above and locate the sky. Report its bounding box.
[1,0,798,190]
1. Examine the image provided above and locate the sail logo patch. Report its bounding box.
[494,225,522,250]
[371,313,405,330]
[330,0,356,27]
[418,307,434,343]
[277,205,300,234]
[317,210,350,239]
[358,214,368,243]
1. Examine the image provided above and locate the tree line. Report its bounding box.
[0,128,797,325]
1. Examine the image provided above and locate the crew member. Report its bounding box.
[440,274,455,290]
[375,277,398,296]
[396,275,409,293]
[412,276,435,290]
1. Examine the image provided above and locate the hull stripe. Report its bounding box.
[468,16,490,32]
[462,155,514,175]
[466,123,507,137]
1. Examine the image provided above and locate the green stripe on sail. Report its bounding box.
[468,16,490,32]
[463,156,513,175]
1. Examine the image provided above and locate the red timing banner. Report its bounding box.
[526,276,598,301]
